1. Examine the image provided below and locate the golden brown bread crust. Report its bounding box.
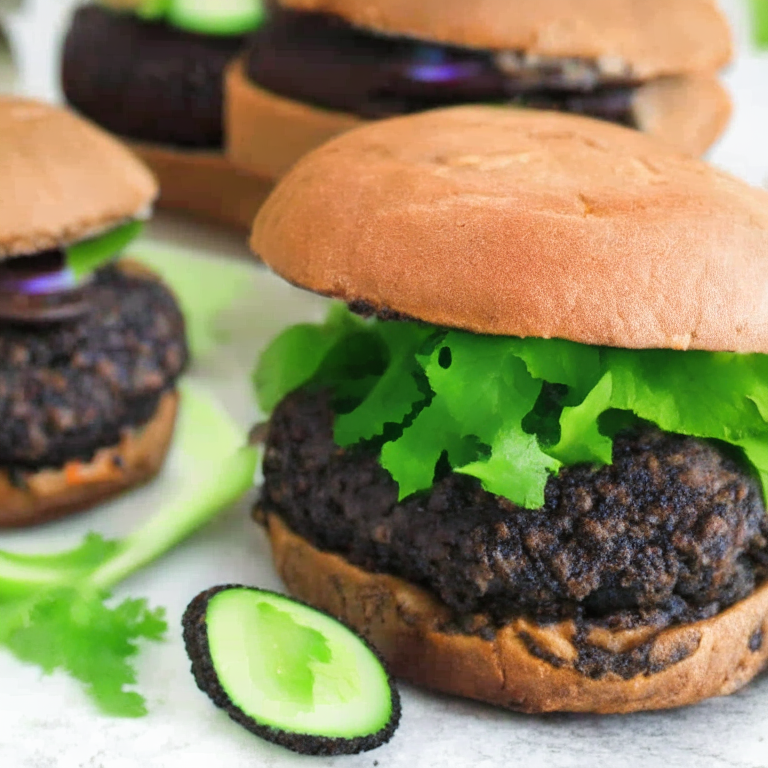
[0,390,178,528]
[228,63,727,182]
[130,142,274,231]
[633,75,732,157]
[277,0,732,77]
[268,514,768,713]
[252,106,768,354]
[0,97,158,259]
[226,58,363,180]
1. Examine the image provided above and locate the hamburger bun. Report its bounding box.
[276,0,732,78]
[228,60,730,178]
[268,514,768,714]
[0,96,157,259]
[251,106,768,354]
[130,143,274,230]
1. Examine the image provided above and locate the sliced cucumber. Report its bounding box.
[167,0,265,36]
[182,586,400,756]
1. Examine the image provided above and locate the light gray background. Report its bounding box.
[1,2,768,766]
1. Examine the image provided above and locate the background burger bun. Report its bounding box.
[130,142,274,231]
[268,514,768,714]
[276,0,732,77]
[0,96,158,259]
[228,60,730,176]
[251,106,768,354]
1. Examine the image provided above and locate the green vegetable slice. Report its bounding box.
[128,243,256,359]
[751,0,768,48]
[167,0,265,36]
[183,586,400,756]
[66,220,144,279]
[254,304,768,509]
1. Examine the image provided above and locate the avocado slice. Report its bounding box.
[166,0,265,36]
[182,586,401,756]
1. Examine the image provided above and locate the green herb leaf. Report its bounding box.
[256,305,768,509]
[334,322,433,446]
[66,221,144,279]
[0,587,165,717]
[254,304,367,413]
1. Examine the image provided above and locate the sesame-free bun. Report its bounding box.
[0,391,178,528]
[268,514,768,714]
[277,0,732,78]
[228,60,729,178]
[0,97,157,259]
[252,107,768,354]
[131,143,274,231]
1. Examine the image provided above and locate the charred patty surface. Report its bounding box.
[0,265,188,470]
[260,389,768,630]
[62,5,245,148]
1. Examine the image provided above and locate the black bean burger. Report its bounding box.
[0,97,188,527]
[248,107,768,713]
[228,0,733,185]
[62,0,271,229]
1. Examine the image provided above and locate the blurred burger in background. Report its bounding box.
[0,96,187,527]
[62,0,269,229]
[228,0,733,185]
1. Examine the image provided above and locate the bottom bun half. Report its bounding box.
[0,390,179,527]
[130,142,274,231]
[267,514,768,714]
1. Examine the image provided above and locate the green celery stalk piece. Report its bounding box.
[66,221,144,280]
[0,382,258,717]
[129,244,256,360]
[751,0,768,47]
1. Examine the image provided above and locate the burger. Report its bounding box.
[249,107,768,713]
[0,96,188,527]
[61,0,270,230]
[228,0,733,186]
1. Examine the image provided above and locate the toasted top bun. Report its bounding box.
[0,97,158,259]
[252,107,768,354]
[278,0,732,78]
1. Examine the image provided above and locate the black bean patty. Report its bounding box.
[0,265,188,470]
[62,5,247,148]
[260,389,768,631]
[246,9,637,125]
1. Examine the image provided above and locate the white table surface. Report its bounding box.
[2,3,768,767]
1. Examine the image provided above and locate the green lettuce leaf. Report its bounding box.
[255,305,768,509]
[66,221,144,279]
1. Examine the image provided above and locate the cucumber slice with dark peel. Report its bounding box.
[182,585,401,756]
[167,0,265,36]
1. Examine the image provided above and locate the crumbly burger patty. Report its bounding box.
[0,265,187,470]
[260,388,768,631]
[62,5,246,148]
[246,9,637,124]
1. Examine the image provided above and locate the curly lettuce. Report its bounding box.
[254,305,768,509]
